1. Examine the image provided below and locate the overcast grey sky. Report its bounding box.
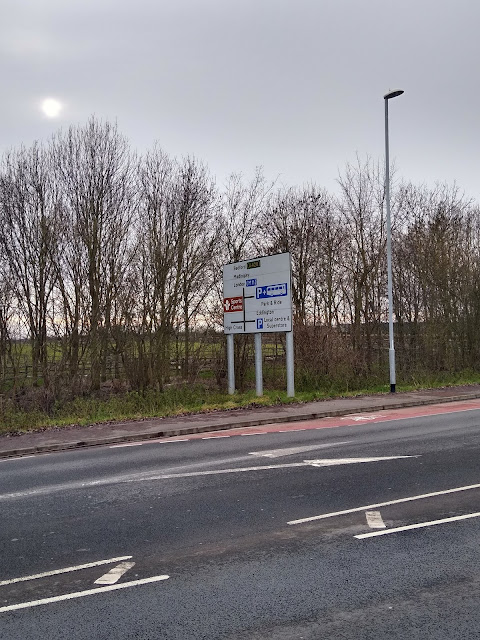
[2,0,479,199]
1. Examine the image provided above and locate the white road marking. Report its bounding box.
[249,441,351,458]
[0,455,419,501]
[288,482,480,525]
[110,438,190,448]
[365,510,386,529]
[355,511,480,539]
[307,455,416,467]
[0,575,170,613]
[319,402,480,430]
[143,462,310,479]
[109,443,144,448]
[94,562,135,585]
[0,556,133,587]
[240,433,264,436]
[139,456,415,481]
[341,415,384,422]
[201,435,230,439]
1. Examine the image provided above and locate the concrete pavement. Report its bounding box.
[1,384,480,458]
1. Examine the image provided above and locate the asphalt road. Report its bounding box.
[1,400,480,639]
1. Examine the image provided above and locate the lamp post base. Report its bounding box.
[390,383,396,393]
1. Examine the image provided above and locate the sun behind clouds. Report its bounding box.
[40,97,63,118]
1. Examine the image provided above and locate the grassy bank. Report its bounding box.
[1,369,480,436]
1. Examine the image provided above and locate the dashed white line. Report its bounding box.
[287,482,480,525]
[356,511,480,539]
[110,438,189,448]
[201,435,231,439]
[240,433,264,436]
[0,556,133,587]
[94,562,135,585]
[0,575,170,613]
[109,443,144,448]
[365,510,386,529]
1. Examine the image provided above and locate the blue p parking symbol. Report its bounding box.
[257,318,264,330]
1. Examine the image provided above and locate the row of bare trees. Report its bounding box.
[1,118,479,397]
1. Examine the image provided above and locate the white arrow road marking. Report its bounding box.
[0,575,170,614]
[0,556,133,587]
[306,455,417,467]
[140,455,417,481]
[141,462,313,479]
[248,441,352,458]
[365,510,386,529]
[355,511,480,539]
[94,562,135,585]
[0,456,419,500]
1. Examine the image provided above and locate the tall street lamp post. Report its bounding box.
[384,89,404,393]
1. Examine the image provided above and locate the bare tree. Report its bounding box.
[52,118,135,390]
[173,156,216,379]
[260,185,335,325]
[214,168,274,389]
[218,167,273,265]
[0,143,61,386]
[394,182,475,372]
[336,156,387,373]
[136,146,182,388]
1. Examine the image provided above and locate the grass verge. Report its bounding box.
[1,370,480,436]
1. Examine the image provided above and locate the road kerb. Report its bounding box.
[1,391,480,460]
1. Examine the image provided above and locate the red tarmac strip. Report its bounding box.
[142,398,480,445]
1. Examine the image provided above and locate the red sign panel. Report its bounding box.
[224,296,243,313]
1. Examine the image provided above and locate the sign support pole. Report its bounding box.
[286,329,295,397]
[254,333,263,396]
[227,333,235,395]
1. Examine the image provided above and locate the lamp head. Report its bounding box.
[384,89,404,100]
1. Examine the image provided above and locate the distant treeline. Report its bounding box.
[1,117,479,397]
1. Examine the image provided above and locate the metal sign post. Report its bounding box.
[254,333,263,397]
[227,333,235,395]
[286,329,295,397]
[223,252,294,397]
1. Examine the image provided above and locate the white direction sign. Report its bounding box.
[223,252,292,334]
